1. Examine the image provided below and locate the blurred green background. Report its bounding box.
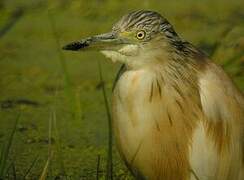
[0,0,243,179]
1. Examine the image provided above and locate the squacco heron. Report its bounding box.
[63,10,244,180]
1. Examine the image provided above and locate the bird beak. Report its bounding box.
[62,32,126,51]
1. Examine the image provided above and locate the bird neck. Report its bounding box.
[126,41,205,74]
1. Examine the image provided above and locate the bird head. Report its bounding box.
[63,10,181,68]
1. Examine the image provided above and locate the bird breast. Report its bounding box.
[112,67,203,179]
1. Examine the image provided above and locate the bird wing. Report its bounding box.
[199,62,244,125]
[198,61,244,177]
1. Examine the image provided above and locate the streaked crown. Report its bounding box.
[113,10,179,40]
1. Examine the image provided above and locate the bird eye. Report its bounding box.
[136,30,146,40]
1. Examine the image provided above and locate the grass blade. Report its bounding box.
[52,110,67,178]
[11,161,17,180]
[47,10,82,122]
[39,155,52,180]
[97,60,113,180]
[96,154,101,180]
[0,113,20,178]
[39,111,54,180]
[22,155,39,179]
[0,8,24,39]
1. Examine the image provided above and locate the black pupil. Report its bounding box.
[138,33,143,38]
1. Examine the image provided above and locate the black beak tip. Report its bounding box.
[62,41,89,51]
[62,44,71,50]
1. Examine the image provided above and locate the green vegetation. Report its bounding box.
[0,0,243,179]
